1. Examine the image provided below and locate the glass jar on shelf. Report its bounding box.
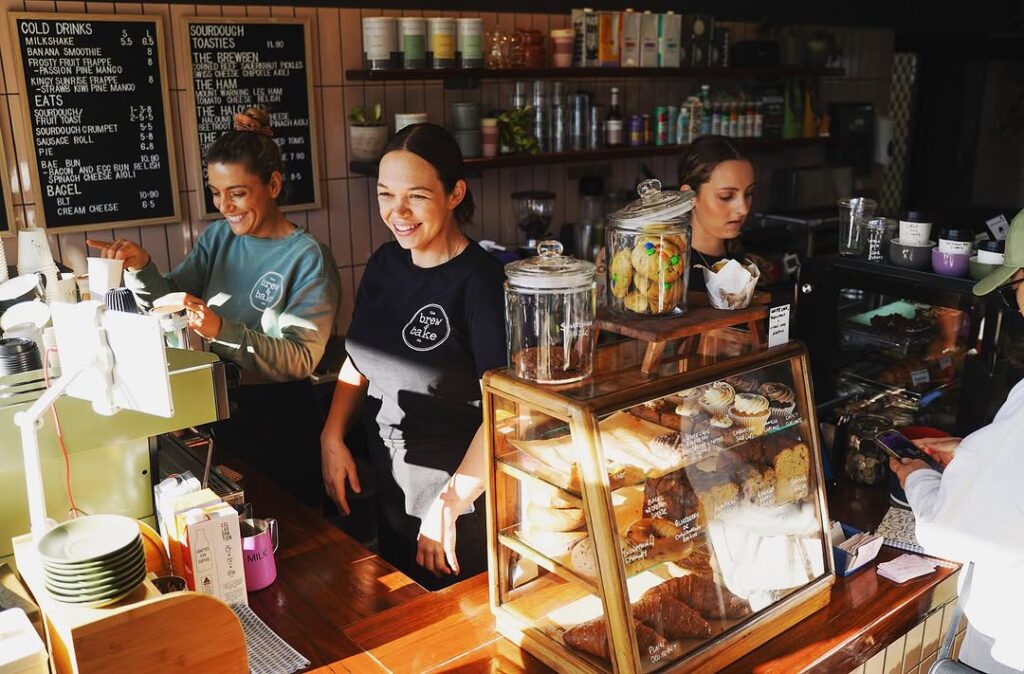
[843,413,891,485]
[605,178,694,318]
[504,240,596,384]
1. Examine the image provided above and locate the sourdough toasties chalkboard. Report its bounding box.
[185,18,321,218]
[9,14,180,234]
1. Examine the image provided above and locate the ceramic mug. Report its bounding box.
[240,517,278,592]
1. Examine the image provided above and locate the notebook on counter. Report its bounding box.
[875,506,925,554]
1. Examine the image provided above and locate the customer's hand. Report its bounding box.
[889,456,933,487]
[320,434,361,515]
[417,493,463,578]
[912,437,960,467]
[86,238,151,271]
[182,294,222,339]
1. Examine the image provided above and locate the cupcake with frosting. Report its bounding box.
[699,381,735,417]
[724,374,759,393]
[758,382,797,421]
[729,393,771,436]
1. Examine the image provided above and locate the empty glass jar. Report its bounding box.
[605,179,694,317]
[505,241,596,384]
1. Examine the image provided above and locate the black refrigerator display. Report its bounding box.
[796,256,1023,483]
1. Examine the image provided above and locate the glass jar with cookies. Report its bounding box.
[505,240,597,384]
[606,178,694,318]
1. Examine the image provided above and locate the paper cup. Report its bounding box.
[977,249,1005,265]
[17,227,55,277]
[87,257,124,298]
[53,272,78,303]
[898,219,932,246]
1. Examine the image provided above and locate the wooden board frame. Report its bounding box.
[7,12,181,235]
[181,16,322,220]
[0,125,18,237]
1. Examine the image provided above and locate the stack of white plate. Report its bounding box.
[38,515,147,608]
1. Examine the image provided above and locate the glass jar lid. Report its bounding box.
[607,178,695,230]
[505,240,595,290]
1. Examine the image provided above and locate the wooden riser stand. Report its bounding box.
[13,535,247,674]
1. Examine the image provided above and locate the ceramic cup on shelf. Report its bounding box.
[394,112,428,134]
[481,118,498,158]
[449,102,481,131]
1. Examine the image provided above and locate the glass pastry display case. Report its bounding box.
[483,342,834,674]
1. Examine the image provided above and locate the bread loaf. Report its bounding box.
[526,501,585,532]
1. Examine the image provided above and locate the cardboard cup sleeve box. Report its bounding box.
[181,503,248,606]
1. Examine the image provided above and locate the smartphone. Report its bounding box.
[875,429,944,472]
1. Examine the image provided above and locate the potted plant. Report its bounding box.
[348,103,388,162]
[496,106,539,156]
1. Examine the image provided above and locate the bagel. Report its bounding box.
[526,501,585,532]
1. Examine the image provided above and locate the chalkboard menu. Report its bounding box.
[0,139,15,236]
[184,18,321,218]
[9,14,180,234]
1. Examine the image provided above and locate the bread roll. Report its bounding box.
[526,501,585,532]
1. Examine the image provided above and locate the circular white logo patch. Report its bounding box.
[250,271,285,311]
[402,303,451,351]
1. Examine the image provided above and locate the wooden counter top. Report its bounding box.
[218,452,426,667]
[236,447,958,674]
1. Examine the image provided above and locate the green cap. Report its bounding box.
[973,207,1024,296]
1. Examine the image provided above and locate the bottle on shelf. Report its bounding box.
[699,84,712,135]
[711,102,722,136]
[605,86,623,148]
[551,81,568,152]
[754,101,764,138]
[728,101,739,137]
[533,79,550,153]
[745,102,756,138]
[736,100,748,138]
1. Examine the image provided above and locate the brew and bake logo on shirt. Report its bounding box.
[402,303,451,351]
[250,272,285,311]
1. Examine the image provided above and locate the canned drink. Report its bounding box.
[654,106,669,146]
[627,115,644,146]
[666,105,678,144]
[642,113,652,145]
[397,18,426,69]
[570,92,589,151]
[426,17,456,68]
[589,105,602,149]
[456,18,483,68]
[362,17,397,70]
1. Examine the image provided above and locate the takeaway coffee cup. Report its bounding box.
[240,517,278,592]
[87,257,123,299]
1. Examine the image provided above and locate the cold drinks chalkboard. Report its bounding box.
[9,14,180,234]
[184,17,321,218]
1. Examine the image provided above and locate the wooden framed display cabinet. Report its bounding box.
[482,342,835,674]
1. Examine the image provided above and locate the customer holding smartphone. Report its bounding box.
[888,210,1024,674]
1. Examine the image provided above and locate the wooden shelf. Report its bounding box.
[350,137,830,175]
[345,65,846,82]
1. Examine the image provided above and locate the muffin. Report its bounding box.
[675,396,701,418]
[724,374,759,393]
[758,382,797,422]
[729,393,771,436]
[699,381,735,417]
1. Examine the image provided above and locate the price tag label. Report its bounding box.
[939,356,953,370]
[986,215,1010,241]
[768,304,791,348]
[911,369,931,386]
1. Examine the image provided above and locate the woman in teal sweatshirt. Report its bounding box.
[87,107,339,382]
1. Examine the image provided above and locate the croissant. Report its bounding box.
[632,594,712,640]
[643,574,751,619]
[563,617,668,660]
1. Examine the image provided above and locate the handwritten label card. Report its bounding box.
[768,304,791,348]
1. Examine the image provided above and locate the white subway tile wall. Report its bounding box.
[0,3,893,335]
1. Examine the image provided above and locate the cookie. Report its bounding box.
[624,290,649,314]
[631,237,684,283]
[647,278,684,313]
[609,249,634,299]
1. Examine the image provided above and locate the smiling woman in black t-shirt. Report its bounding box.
[320,124,505,589]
